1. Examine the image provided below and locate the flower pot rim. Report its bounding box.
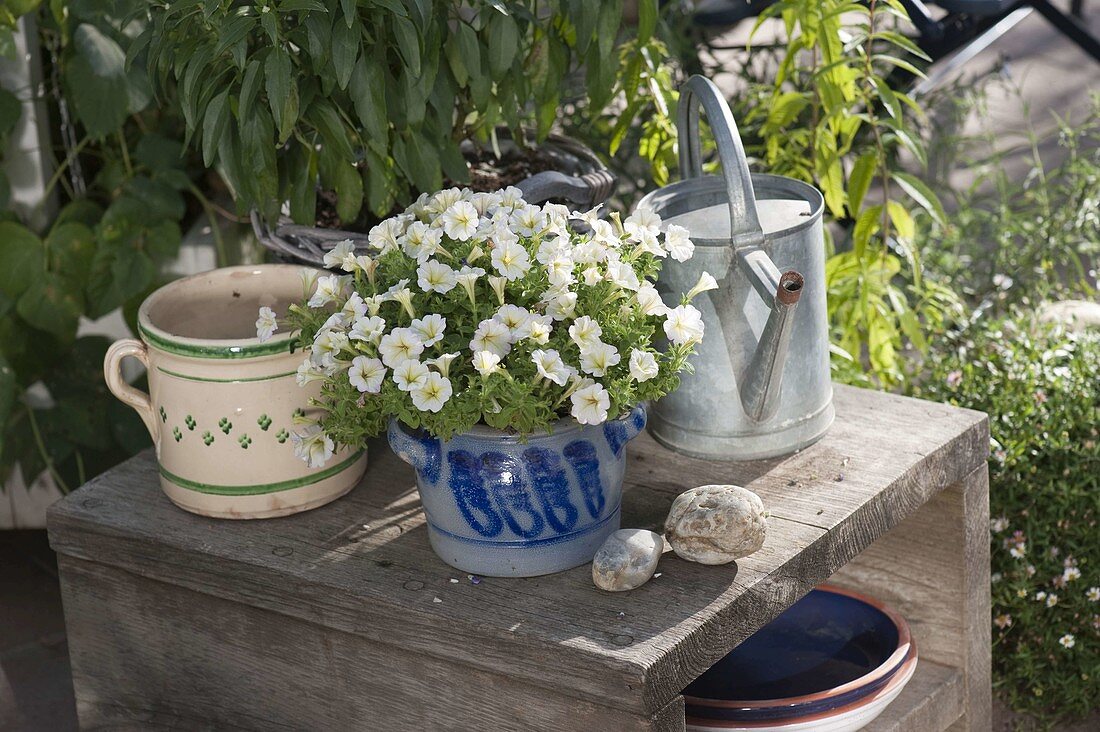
[390,404,645,443]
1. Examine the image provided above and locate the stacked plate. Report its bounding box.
[684,586,917,732]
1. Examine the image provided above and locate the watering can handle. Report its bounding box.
[677,75,764,247]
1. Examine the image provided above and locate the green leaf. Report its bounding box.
[46,221,96,288]
[238,59,263,123]
[872,77,902,121]
[0,222,43,298]
[886,200,915,240]
[340,0,355,26]
[0,88,20,136]
[264,50,291,136]
[202,89,230,167]
[333,161,363,223]
[86,245,155,318]
[287,144,317,225]
[391,15,421,77]
[65,24,130,138]
[637,0,658,44]
[350,55,388,148]
[892,171,947,227]
[0,352,15,430]
[310,100,354,164]
[331,16,359,90]
[847,151,877,217]
[16,274,82,340]
[134,133,183,171]
[487,13,519,76]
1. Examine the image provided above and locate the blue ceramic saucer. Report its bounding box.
[684,585,913,724]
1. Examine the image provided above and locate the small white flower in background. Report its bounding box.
[569,316,603,348]
[411,372,453,412]
[1034,591,1047,601]
[686,272,719,301]
[664,224,695,262]
[1063,567,1082,582]
[308,274,346,308]
[291,426,335,469]
[472,350,501,376]
[417,259,458,294]
[580,341,621,377]
[991,572,1003,584]
[296,357,326,386]
[392,359,429,392]
[427,352,459,377]
[441,201,479,241]
[545,290,578,321]
[570,383,610,425]
[1026,564,1036,577]
[664,305,705,345]
[531,349,571,386]
[349,315,386,344]
[311,329,349,368]
[993,273,1013,291]
[491,238,531,281]
[990,516,1009,533]
[1009,543,1027,559]
[410,314,446,347]
[367,218,403,253]
[629,349,659,382]
[636,282,668,317]
[1046,594,1059,608]
[1086,587,1100,602]
[378,328,425,368]
[946,369,963,388]
[341,292,368,321]
[323,239,359,271]
[470,318,512,358]
[255,306,278,342]
[993,614,1012,629]
[582,266,602,287]
[494,305,532,340]
[606,260,640,291]
[348,356,387,394]
[1059,633,1075,649]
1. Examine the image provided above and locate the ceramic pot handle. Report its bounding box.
[104,339,160,453]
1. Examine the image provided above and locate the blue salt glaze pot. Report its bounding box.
[388,405,647,577]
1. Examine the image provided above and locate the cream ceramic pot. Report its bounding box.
[104,265,367,519]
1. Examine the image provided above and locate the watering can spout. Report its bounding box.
[737,268,803,423]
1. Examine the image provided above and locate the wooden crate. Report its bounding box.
[48,385,990,731]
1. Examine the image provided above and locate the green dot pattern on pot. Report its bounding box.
[173,427,182,442]
[258,414,272,431]
[185,415,196,430]
[159,406,167,423]
[202,431,214,446]
[238,434,252,449]
[276,428,289,443]
[219,418,232,434]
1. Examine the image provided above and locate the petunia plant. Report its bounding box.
[258,188,713,467]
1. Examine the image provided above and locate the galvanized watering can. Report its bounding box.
[638,75,834,461]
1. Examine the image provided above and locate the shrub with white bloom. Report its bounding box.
[348,356,387,394]
[274,188,710,466]
[256,306,278,342]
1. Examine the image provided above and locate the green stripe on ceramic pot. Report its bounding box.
[155,366,298,383]
[139,324,295,359]
[158,450,365,495]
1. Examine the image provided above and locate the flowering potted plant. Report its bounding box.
[261,187,714,576]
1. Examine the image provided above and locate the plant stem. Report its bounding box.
[189,183,230,267]
[26,406,72,495]
[36,135,91,212]
[117,128,134,177]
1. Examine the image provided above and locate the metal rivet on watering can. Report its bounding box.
[638,75,834,461]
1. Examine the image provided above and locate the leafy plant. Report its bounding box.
[735,0,960,386]
[269,188,712,461]
[912,311,1099,724]
[136,0,624,227]
[0,2,202,492]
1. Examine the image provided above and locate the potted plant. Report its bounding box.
[136,0,626,265]
[260,186,714,576]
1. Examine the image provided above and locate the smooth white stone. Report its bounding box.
[664,484,767,565]
[591,529,664,592]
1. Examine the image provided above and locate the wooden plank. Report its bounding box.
[864,660,964,732]
[49,385,988,718]
[58,555,676,732]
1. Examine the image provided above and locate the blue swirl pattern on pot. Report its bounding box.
[388,406,647,577]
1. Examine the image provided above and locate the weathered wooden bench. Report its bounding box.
[48,384,990,731]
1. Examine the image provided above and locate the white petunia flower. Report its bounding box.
[441,201,479,241]
[323,239,359,271]
[606,260,641,291]
[402,221,444,262]
[341,292,368,322]
[636,282,669,316]
[633,228,665,257]
[256,306,278,342]
[531,349,571,386]
[349,315,386,344]
[499,186,524,209]
[581,266,602,287]
[544,290,577,321]
[355,255,379,284]
[367,218,404,254]
[296,357,326,386]
[1059,634,1075,649]
[311,329,349,368]
[624,207,662,240]
[629,349,659,382]
[568,315,603,348]
[546,254,576,287]
[411,372,453,413]
[291,426,335,469]
[572,203,603,227]
[664,224,695,262]
[1086,587,1099,602]
[469,318,512,358]
[385,280,416,319]
[469,191,501,216]
[410,314,446,347]
[417,259,458,294]
[392,359,429,392]
[428,187,466,215]
[536,237,570,265]
[491,238,531,281]
[320,312,347,333]
[664,305,705,345]
[493,305,532,340]
[570,383,610,425]
[472,350,501,376]
[580,341,621,377]
[348,356,387,393]
[487,275,508,305]
[378,328,425,368]
[1063,567,1082,583]
[426,352,459,377]
[308,274,346,308]
[511,204,546,237]
[455,265,486,306]
[526,314,553,345]
[686,271,719,301]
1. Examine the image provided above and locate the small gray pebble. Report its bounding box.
[592,529,664,592]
